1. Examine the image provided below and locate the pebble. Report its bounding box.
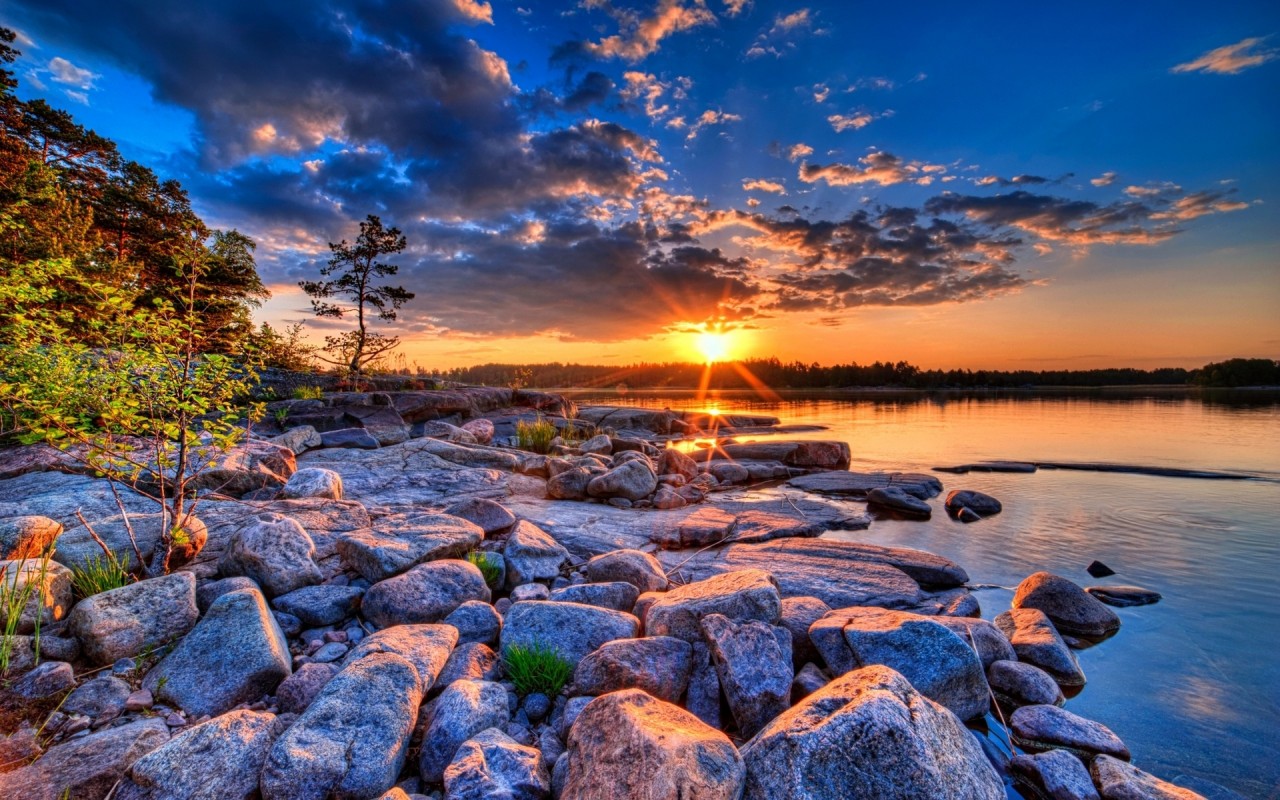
[125,689,154,712]
[323,630,349,643]
[523,693,552,723]
[164,713,186,727]
[311,642,349,662]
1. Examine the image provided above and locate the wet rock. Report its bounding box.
[337,513,483,583]
[944,489,1002,517]
[701,613,792,738]
[362,559,490,628]
[218,513,323,597]
[645,569,782,641]
[708,462,750,484]
[0,717,169,800]
[0,558,71,633]
[810,607,990,721]
[954,507,983,523]
[787,470,941,499]
[420,679,511,783]
[63,675,132,718]
[144,587,291,718]
[342,624,458,694]
[1086,585,1162,607]
[930,615,1015,668]
[261,652,422,800]
[503,521,570,589]
[319,428,380,449]
[1010,704,1130,761]
[868,486,933,518]
[500,601,638,668]
[443,727,550,800]
[279,467,344,500]
[116,710,281,800]
[52,513,207,574]
[742,665,1003,800]
[68,572,198,665]
[1011,748,1100,800]
[571,636,693,703]
[779,596,830,665]
[12,660,75,699]
[277,662,339,714]
[437,642,501,688]
[0,515,61,559]
[562,689,744,800]
[446,600,503,646]
[271,583,364,627]
[1090,754,1207,799]
[1013,571,1121,638]
[584,549,669,593]
[988,660,1065,708]
[586,460,657,501]
[995,608,1087,686]
[1087,560,1116,578]
[549,581,639,612]
[444,497,515,534]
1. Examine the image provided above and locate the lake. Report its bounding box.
[562,388,1280,798]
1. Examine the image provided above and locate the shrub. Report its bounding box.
[292,385,325,400]
[515,416,557,454]
[466,550,502,588]
[70,553,131,599]
[503,643,573,697]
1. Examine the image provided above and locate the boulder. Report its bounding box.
[502,521,570,588]
[1013,572,1122,638]
[1010,749,1100,800]
[791,662,829,700]
[362,559,491,629]
[988,660,1065,708]
[741,665,1004,800]
[652,485,687,509]
[994,608,1087,686]
[1085,585,1162,608]
[461,418,496,444]
[444,497,516,534]
[707,462,749,485]
[584,549,669,592]
[419,679,511,783]
[444,727,550,800]
[342,623,459,694]
[270,583,364,627]
[269,425,323,456]
[500,601,639,669]
[144,587,291,718]
[779,596,830,665]
[701,613,793,737]
[645,569,782,642]
[1010,704,1131,761]
[276,662,339,714]
[0,557,72,633]
[279,467,344,500]
[261,652,422,800]
[338,512,483,583]
[1090,754,1207,799]
[657,448,699,482]
[562,689,744,800]
[319,428,380,449]
[437,642,501,688]
[810,607,990,721]
[586,460,657,501]
[196,575,259,612]
[686,642,722,729]
[867,486,933,518]
[0,718,169,800]
[944,489,1002,517]
[665,506,736,549]
[571,636,693,703]
[63,675,132,718]
[116,710,281,800]
[190,440,297,496]
[68,572,198,665]
[445,600,503,646]
[930,615,1015,668]
[11,660,75,699]
[549,581,639,612]
[546,467,593,500]
[0,516,61,559]
[52,513,207,574]
[218,513,323,597]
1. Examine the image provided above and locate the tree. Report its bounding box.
[300,214,415,376]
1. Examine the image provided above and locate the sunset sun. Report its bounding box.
[694,330,734,363]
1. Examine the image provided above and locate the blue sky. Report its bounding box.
[5,1,1277,368]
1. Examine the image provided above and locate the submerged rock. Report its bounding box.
[944,489,1002,517]
[1086,585,1162,607]
[1010,704,1130,761]
[867,486,933,518]
[1013,571,1121,639]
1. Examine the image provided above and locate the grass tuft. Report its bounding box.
[503,643,573,697]
[1,553,54,673]
[515,415,557,454]
[70,554,131,600]
[466,550,502,588]
[292,385,325,400]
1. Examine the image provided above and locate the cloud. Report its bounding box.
[1091,171,1117,187]
[827,109,892,132]
[799,151,946,187]
[451,0,494,24]
[742,178,785,194]
[1172,36,1278,75]
[1149,190,1250,221]
[685,108,742,141]
[770,9,811,33]
[1124,181,1181,197]
[47,56,99,89]
[745,7,816,58]
[620,71,671,119]
[811,83,829,103]
[786,143,814,161]
[722,0,750,15]
[579,0,716,62]
[975,174,1055,187]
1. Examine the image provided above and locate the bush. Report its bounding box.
[503,643,573,697]
[515,416,557,454]
[70,553,131,599]
[292,385,325,400]
[466,550,502,588]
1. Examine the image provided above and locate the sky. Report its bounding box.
[5,0,1279,370]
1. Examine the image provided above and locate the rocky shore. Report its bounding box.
[0,387,1198,799]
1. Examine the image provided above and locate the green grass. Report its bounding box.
[1,553,53,673]
[292,385,325,400]
[70,554,131,600]
[273,407,290,426]
[466,550,502,588]
[515,415,558,454]
[503,643,573,697]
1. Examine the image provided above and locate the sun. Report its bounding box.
[694,330,734,363]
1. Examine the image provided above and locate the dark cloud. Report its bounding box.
[923,190,1179,245]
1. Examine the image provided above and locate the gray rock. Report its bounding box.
[742,665,1003,800]
[195,575,259,613]
[1010,704,1130,761]
[444,497,515,534]
[729,510,826,544]
[1085,585,1163,607]
[437,642,501,688]
[701,613,792,738]
[994,608,1087,686]
[12,660,75,699]
[444,727,550,800]
[1090,754,1207,800]
[0,515,61,559]
[0,558,72,633]
[944,489,1003,517]
[261,652,422,800]
[116,710,281,800]
[420,679,511,783]
[988,660,1065,708]
[270,425,323,456]
[337,513,483,582]
[277,662,339,714]
[511,582,551,603]
[867,486,933,518]
[562,689,744,800]
[68,572,198,665]
[218,513,323,597]
[586,460,657,501]
[645,569,782,642]
[1013,571,1122,638]
[445,600,503,646]
[686,642,721,729]
[549,581,639,612]
[51,513,208,574]
[787,470,942,499]
[546,467,594,500]
[280,467,344,500]
[708,462,749,485]
[1011,749,1101,800]
[362,559,491,628]
[271,583,364,627]
[343,623,458,694]
[651,486,687,509]
[312,641,349,662]
[665,506,736,549]
[583,549,668,592]
[319,427,381,449]
[63,675,132,718]
[656,448,699,481]
[500,601,638,668]
[931,615,1015,668]
[571,636,693,702]
[503,521,570,589]
[0,717,169,800]
[779,596,830,665]
[810,607,990,721]
[144,587,291,718]
[791,662,828,701]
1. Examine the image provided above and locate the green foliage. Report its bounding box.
[466,550,502,587]
[515,416,558,454]
[292,385,325,400]
[70,553,131,600]
[248,321,317,372]
[502,643,573,697]
[1,551,54,673]
[273,407,290,426]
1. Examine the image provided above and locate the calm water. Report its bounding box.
[565,389,1280,798]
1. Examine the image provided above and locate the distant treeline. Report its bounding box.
[444,357,1279,390]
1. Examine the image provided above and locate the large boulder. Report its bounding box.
[342,623,458,694]
[218,513,322,597]
[115,710,281,800]
[562,689,745,800]
[269,425,323,456]
[437,642,501,688]
[645,569,782,641]
[500,601,638,668]
[701,613,793,737]
[52,513,207,574]
[261,652,422,800]
[583,548,668,592]
[1012,571,1121,638]
[549,581,639,612]
[444,727,550,800]
[143,587,291,718]
[277,662,339,714]
[572,636,693,703]
[362,559,490,628]
[987,660,1065,708]
[994,607,1087,686]
[445,600,503,646]
[0,557,72,633]
[0,718,169,800]
[0,515,61,559]
[279,467,344,500]
[931,615,1015,668]
[944,489,1002,517]
[68,572,198,665]
[810,607,990,721]
[419,679,511,783]
[586,460,657,501]
[444,497,515,534]
[1090,755,1207,800]
[336,513,483,582]
[502,520,570,588]
[741,665,1004,800]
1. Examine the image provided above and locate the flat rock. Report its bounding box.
[299,437,515,506]
[988,660,1065,708]
[1090,754,1207,799]
[337,512,482,582]
[144,587,291,718]
[503,521,570,588]
[0,717,169,800]
[218,513,323,597]
[868,486,933,518]
[500,601,638,668]
[741,665,1003,800]
[995,608,1087,686]
[444,497,515,534]
[63,675,132,718]
[362,559,490,628]
[342,623,458,694]
[68,572,198,665]
[729,510,826,544]
[701,613,792,737]
[1013,571,1122,639]
[52,513,207,574]
[645,569,782,641]
[116,710,280,800]
[271,583,364,627]
[280,467,344,500]
[694,440,850,469]
[1010,704,1130,761]
[787,470,942,499]
[571,636,693,702]
[444,727,550,800]
[583,549,668,592]
[562,688,744,800]
[944,489,1003,517]
[663,506,736,549]
[0,515,61,559]
[933,461,1036,474]
[1086,585,1162,607]
[261,652,422,800]
[419,679,511,783]
[549,581,639,612]
[1010,748,1101,800]
[269,425,323,456]
[319,427,381,449]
